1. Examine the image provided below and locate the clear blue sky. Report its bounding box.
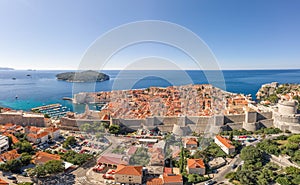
[0,0,300,70]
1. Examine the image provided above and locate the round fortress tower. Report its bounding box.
[278,100,298,115]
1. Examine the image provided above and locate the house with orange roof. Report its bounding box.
[26,126,41,134]
[186,158,205,175]
[147,177,163,185]
[0,178,8,185]
[114,165,143,184]
[182,138,198,149]
[0,149,21,164]
[27,131,49,144]
[44,127,60,140]
[214,135,235,155]
[162,174,183,185]
[33,151,61,165]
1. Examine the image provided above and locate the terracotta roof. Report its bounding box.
[28,126,41,133]
[2,133,19,144]
[163,174,183,184]
[4,123,14,127]
[15,125,23,130]
[115,165,143,176]
[27,131,49,139]
[38,131,49,138]
[44,127,60,133]
[0,178,8,185]
[0,149,21,162]
[147,178,163,185]
[34,151,60,164]
[164,167,172,174]
[184,138,198,145]
[98,154,128,166]
[187,158,205,169]
[216,135,235,149]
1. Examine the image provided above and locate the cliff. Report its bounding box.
[56,70,109,82]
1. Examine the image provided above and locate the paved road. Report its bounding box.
[72,135,122,185]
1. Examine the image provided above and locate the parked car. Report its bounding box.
[7,175,17,180]
[231,164,237,169]
[205,180,216,185]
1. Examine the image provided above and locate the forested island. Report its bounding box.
[0,67,14,70]
[56,70,109,82]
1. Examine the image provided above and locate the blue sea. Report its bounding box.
[0,69,300,113]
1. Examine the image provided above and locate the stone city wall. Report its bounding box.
[0,113,45,127]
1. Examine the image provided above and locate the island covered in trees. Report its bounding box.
[56,70,109,82]
[0,67,14,70]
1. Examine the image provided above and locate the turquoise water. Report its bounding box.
[0,69,300,113]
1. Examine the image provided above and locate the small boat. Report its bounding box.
[12,77,16,80]
[26,74,31,76]
[62,97,73,101]
[15,95,18,99]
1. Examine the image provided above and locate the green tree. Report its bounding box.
[291,150,300,165]
[101,122,110,129]
[240,145,263,165]
[179,147,185,173]
[287,134,300,143]
[292,175,300,185]
[129,147,150,166]
[63,136,77,149]
[276,176,292,185]
[44,160,64,174]
[92,122,105,133]
[44,114,51,118]
[265,94,279,103]
[20,153,32,166]
[18,183,33,185]
[32,165,46,177]
[7,136,13,150]
[80,123,91,132]
[108,124,120,135]
[6,159,23,173]
[14,141,34,154]
[229,132,234,141]
[61,150,91,165]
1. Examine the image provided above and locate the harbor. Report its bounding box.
[31,103,70,118]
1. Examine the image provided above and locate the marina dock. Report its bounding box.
[31,103,70,118]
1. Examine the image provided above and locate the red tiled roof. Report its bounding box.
[163,174,183,184]
[27,131,49,139]
[4,123,14,127]
[44,127,60,133]
[187,158,205,169]
[115,165,143,176]
[28,126,41,133]
[164,167,172,174]
[0,149,21,162]
[147,178,163,185]
[216,135,235,149]
[34,151,60,164]
[184,138,198,145]
[98,154,128,166]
